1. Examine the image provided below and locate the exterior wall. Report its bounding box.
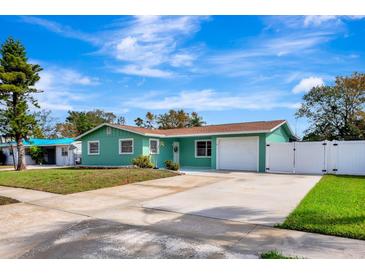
[144,138,174,168]
[2,145,77,166]
[175,137,212,168]
[79,124,291,172]
[2,147,36,165]
[266,125,291,143]
[81,125,145,166]
[56,146,75,166]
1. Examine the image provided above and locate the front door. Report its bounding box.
[173,142,179,164]
[45,148,56,164]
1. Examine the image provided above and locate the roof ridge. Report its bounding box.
[114,119,286,131]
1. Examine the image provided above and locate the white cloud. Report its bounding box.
[60,69,100,86]
[34,66,99,110]
[124,89,299,111]
[20,16,100,44]
[210,32,332,63]
[206,32,333,78]
[303,16,339,27]
[303,15,365,27]
[21,16,206,78]
[170,53,196,67]
[36,68,99,89]
[101,16,206,77]
[292,76,324,94]
[116,65,173,78]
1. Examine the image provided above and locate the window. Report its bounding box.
[61,147,68,156]
[88,141,99,155]
[106,126,112,135]
[149,139,159,154]
[25,148,30,155]
[119,139,134,154]
[195,140,211,158]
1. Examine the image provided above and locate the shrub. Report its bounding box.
[164,160,179,171]
[0,150,6,165]
[132,155,154,168]
[29,146,44,164]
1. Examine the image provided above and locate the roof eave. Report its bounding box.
[162,129,271,138]
[268,120,298,139]
[74,123,166,140]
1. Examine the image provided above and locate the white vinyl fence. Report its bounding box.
[266,140,365,175]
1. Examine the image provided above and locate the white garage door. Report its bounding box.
[217,137,259,171]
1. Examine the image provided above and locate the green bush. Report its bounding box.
[132,155,154,168]
[29,146,44,164]
[164,160,179,171]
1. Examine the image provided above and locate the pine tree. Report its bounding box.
[0,37,43,170]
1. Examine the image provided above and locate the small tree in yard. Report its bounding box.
[0,37,43,170]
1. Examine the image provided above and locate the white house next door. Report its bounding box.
[217,137,259,171]
[173,142,179,164]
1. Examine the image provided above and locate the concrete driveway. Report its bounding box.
[1,171,365,259]
[143,171,320,226]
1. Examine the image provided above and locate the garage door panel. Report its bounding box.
[217,137,258,171]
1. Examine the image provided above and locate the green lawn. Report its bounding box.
[279,175,365,240]
[0,168,178,194]
[0,195,19,205]
[260,250,297,259]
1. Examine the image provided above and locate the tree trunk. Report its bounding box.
[16,136,26,171]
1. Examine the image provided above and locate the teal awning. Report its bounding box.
[0,138,75,147]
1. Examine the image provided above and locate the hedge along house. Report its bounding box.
[75,120,295,172]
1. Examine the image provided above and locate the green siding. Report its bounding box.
[266,124,291,143]
[145,138,174,168]
[175,137,212,168]
[81,125,145,166]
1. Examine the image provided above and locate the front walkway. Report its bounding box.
[0,174,364,258]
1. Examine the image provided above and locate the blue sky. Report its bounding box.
[1,15,365,135]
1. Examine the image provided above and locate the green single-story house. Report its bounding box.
[75,119,296,172]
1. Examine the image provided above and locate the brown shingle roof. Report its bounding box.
[113,120,286,137]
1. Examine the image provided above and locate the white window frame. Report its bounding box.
[88,140,100,155]
[195,139,212,158]
[149,138,160,154]
[119,138,134,155]
[61,146,68,157]
[106,126,112,135]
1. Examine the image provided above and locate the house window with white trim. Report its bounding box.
[195,140,211,157]
[149,139,159,154]
[88,141,99,155]
[61,147,68,156]
[120,139,134,154]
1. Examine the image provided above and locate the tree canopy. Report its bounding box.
[134,109,205,129]
[56,109,126,137]
[33,110,58,138]
[297,72,365,141]
[0,37,43,170]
